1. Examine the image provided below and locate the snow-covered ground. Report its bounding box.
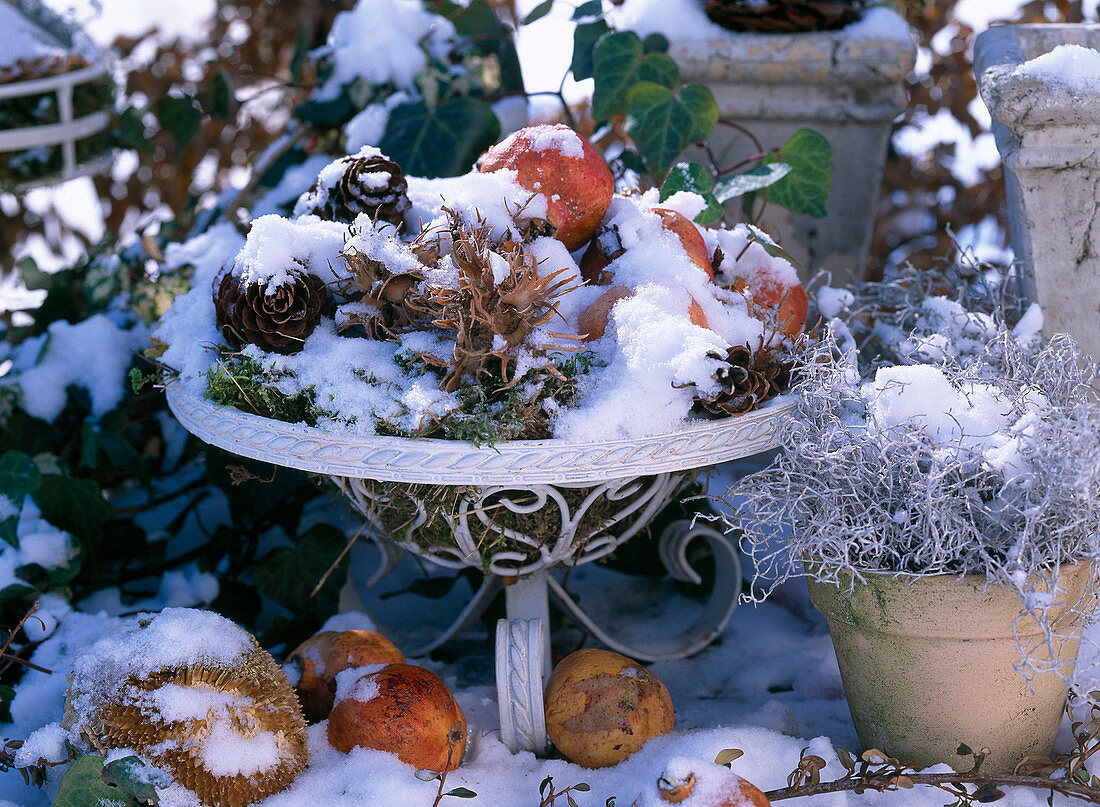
[0,531,1096,807]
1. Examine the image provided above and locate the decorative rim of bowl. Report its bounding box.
[166,385,796,485]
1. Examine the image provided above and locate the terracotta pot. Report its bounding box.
[807,562,1096,773]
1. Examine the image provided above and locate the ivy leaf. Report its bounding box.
[659,162,722,225]
[522,0,553,24]
[572,0,603,19]
[745,224,802,269]
[294,92,354,128]
[201,70,233,120]
[289,24,311,84]
[34,475,112,543]
[254,524,349,624]
[760,128,832,218]
[155,95,203,156]
[102,756,169,805]
[0,452,41,548]
[117,107,153,156]
[381,98,500,178]
[592,32,678,121]
[53,756,141,807]
[713,162,792,202]
[642,33,669,53]
[571,18,610,80]
[625,82,717,177]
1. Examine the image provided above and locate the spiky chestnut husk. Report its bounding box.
[703,0,864,32]
[422,210,582,392]
[298,153,411,227]
[337,240,430,342]
[65,638,308,807]
[214,268,327,355]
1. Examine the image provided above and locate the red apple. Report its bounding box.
[480,124,614,251]
[578,285,632,341]
[579,226,624,286]
[732,275,808,338]
[544,649,674,769]
[652,208,714,281]
[287,630,405,723]
[327,663,467,772]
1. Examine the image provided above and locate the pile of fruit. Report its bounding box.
[163,124,808,443]
[66,610,772,806]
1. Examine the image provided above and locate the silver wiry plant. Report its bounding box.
[727,330,1100,684]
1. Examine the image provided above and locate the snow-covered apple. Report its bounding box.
[630,758,772,807]
[286,629,405,722]
[652,208,714,280]
[479,124,614,251]
[732,274,808,338]
[327,663,467,771]
[578,285,632,340]
[544,648,674,768]
[580,208,713,286]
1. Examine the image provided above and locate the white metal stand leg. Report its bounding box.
[503,572,552,683]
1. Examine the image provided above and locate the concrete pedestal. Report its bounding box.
[668,9,915,288]
[975,25,1100,366]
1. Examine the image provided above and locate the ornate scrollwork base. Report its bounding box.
[340,472,744,754]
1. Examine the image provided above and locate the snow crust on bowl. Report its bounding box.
[157,156,802,442]
[1015,44,1100,94]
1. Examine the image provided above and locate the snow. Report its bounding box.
[816,286,854,319]
[515,124,586,160]
[863,364,1041,477]
[66,608,256,726]
[1015,44,1100,94]
[315,0,457,101]
[334,665,385,705]
[230,215,349,291]
[9,313,149,423]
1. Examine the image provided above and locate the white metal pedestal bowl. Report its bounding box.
[166,386,795,754]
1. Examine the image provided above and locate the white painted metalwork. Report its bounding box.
[0,3,111,189]
[165,385,795,485]
[166,385,792,754]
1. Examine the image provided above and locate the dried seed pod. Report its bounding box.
[214,268,327,355]
[65,609,308,807]
[691,342,791,417]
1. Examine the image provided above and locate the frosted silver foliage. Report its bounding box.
[726,331,1100,686]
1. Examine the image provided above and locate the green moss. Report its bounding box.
[387,350,603,445]
[348,476,653,569]
[204,355,328,426]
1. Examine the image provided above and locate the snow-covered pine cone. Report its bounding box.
[214,268,327,355]
[299,153,411,227]
[693,344,791,416]
[703,0,864,32]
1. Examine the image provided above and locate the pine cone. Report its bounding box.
[214,269,327,355]
[300,154,411,227]
[703,0,864,33]
[692,344,791,416]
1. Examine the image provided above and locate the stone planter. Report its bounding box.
[975,25,1100,370]
[666,9,916,287]
[807,562,1096,773]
